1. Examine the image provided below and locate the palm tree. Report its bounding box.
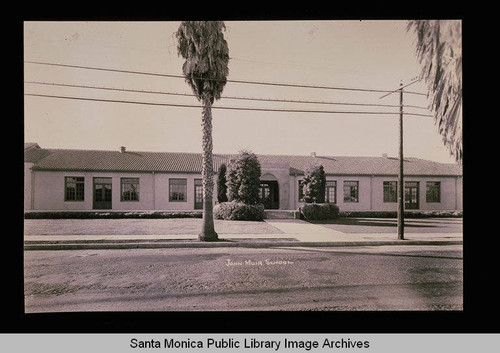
[176,21,229,241]
[407,20,462,164]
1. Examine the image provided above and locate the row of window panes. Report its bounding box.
[299,180,441,203]
[64,176,441,204]
[383,181,441,203]
[63,177,199,203]
[298,180,357,203]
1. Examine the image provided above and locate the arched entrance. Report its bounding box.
[260,173,280,209]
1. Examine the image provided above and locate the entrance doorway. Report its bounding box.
[405,181,419,210]
[259,181,279,209]
[194,179,203,209]
[93,177,112,209]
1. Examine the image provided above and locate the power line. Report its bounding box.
[25,60,428,96]
[379,78,423,99]
[25,80,431,111]
[24,92,434,117]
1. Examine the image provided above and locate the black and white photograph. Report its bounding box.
[23,20,463,318]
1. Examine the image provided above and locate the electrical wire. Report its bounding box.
[24,80,431,111]
[24,92,434,117]
[24,60,428,96]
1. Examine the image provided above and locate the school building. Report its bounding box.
[24,143,462,213]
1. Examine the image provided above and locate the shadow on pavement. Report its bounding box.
[309,218,438,228]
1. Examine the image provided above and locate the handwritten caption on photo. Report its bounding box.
[225,258,295,267]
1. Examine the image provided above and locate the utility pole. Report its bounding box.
[397,83,404,240]
[380,79,420,240]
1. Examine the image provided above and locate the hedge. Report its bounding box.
[24,211,203,219]
[300,203,340,220]
[214,201,265,221]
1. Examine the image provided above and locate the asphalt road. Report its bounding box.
[24,245,463,312]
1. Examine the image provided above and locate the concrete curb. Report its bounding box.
[24,238,463,251]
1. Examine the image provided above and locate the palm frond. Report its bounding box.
[408,20,462,164]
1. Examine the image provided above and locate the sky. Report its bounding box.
[24,20,459,164]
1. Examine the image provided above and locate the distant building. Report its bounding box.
[24,143,462,213]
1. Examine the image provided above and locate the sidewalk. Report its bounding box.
[24,219,463,250]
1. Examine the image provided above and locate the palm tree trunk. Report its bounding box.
[199,95,218,241]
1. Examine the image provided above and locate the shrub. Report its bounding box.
[226,150,262,205]
[301,203,340,220]
[301,164,326,203]
[214,201,265,221]
[217,163,228,203]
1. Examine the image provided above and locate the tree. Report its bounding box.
[407,20,462,164]
[176,21,230,241]
[217,163,228,203]
[302,164,326,203]
[226,150,262,205]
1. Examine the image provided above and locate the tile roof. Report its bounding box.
[24,143,52,163]
[25,145,462,177]
[255,154,461,176]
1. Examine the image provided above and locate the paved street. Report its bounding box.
[24,245,463,312]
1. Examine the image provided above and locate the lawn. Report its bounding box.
[23,218,283,236]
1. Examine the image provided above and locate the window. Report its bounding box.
[325,180,337,203]
[383,181,397,203]
[426,181,441,203]
[343,181,359,203]
[259,183,271,200]
[298,180,304,202]
[194,179,203,207]
[94,177,112,203]
[65,177,84,201]
[121,178,139,201]
[169,178,187,201]
[405,181,420,209]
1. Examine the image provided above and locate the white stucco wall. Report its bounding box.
[370,176,462,211]
[30,170,217,211]
[24,163,34,210]
[28,168,462,212]
[292,175,463,212]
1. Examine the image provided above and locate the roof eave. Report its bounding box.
[30,167,461,178]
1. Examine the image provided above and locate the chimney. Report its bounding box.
[382,153,388,158]
[311,152,316,158]
[120,146,126,153]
